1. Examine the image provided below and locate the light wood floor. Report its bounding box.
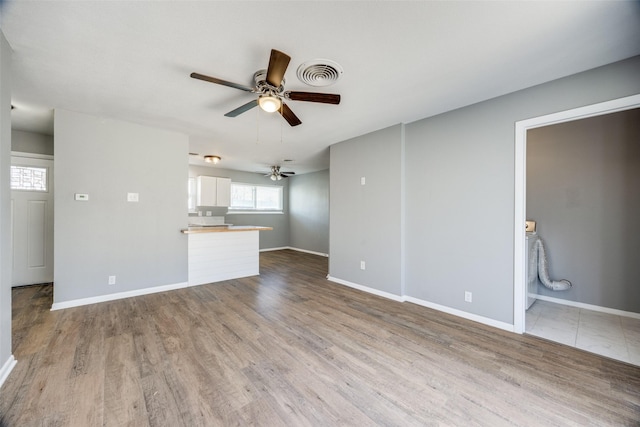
[1,250,639,426]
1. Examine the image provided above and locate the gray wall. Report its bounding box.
[189,165,290,250]
[54,110,188,304]
[329,56,640,326]
[527,109,640,312]
[289,169,329,255]
[405,56,640,324]
[330,124,403,295]
[11,129,53,155]
[0,30,13,374]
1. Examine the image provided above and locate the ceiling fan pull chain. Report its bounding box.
[190,49,340,128]
[256,107,260,144]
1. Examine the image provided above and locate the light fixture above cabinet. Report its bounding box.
[204,155,221,164]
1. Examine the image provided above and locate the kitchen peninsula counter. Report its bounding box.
[183,225,272,286]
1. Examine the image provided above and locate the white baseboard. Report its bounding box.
[260,246,289,252]
[50,247,326,311]
[327,276,515,333]
[260,246,329,257]
[51,281,190,311]
[327,276,406,302]
[0,355,17,389]
[287,247,329,257]
[533,294,640,320]
[404,296,515,332]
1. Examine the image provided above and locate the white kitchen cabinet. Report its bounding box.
[216,177,231,207]
[197,176,231,207]
[196,176,216,206]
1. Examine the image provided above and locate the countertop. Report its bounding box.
[181,225,273,234]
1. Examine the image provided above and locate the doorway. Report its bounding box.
[513,93,640,334]
[10,153,54,287]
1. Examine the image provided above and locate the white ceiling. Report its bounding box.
[3,1,640,174]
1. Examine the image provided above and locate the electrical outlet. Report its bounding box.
[206,211,212,216]
[108,276,116,285]
[360,261,366,270]
[465,291,472,302]
[360,177,366,185]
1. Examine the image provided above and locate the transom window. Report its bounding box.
[230,183,283,212]
[10,166,48,191]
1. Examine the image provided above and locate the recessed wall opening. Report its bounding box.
[513,94,640,363]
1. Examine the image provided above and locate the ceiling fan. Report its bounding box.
[191,49,341,127]
[266,166,295,181]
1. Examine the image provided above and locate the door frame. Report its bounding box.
[10,151,54,286]
[513,94,640,334]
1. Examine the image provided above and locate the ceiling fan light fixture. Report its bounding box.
[258,95,281,113]
[204,155,221,164]
[270,173,277,181]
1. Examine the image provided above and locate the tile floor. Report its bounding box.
[526,299,640,366]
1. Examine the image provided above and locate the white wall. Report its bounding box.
[11,129,53,155]
[0,30,14,385]
[527,108,640,312]
[289,169,329,255]
[54,110,188,305]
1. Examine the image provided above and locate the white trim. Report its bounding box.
[287,247,329,257]
[0,355,17,389]
[513,94,640,334]
[326,276,515,332]
[259,246,289,253]
[533,294,640,320]
[400,123,406,297]
[405,297,515,333]
[326,276,406,302]
[51,281,190,311]
[11,151,54,160]
[259,246,329,257]
[513,117,527,334]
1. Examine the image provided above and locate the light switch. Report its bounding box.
[74,193,89,201]
[127,192,139,202]
[360,177,366,185]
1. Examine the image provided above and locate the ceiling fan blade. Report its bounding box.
[281,172,296,176]
[286,91,341,104]
[190,72,255,92]
[279,103,302,127]
[266,49,291,88]
[224,99,258,117]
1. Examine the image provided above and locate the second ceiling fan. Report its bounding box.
[191,49,341,127]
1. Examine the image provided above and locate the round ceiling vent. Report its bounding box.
[296,59,343,87]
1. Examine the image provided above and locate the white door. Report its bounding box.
[10,155,54,287]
